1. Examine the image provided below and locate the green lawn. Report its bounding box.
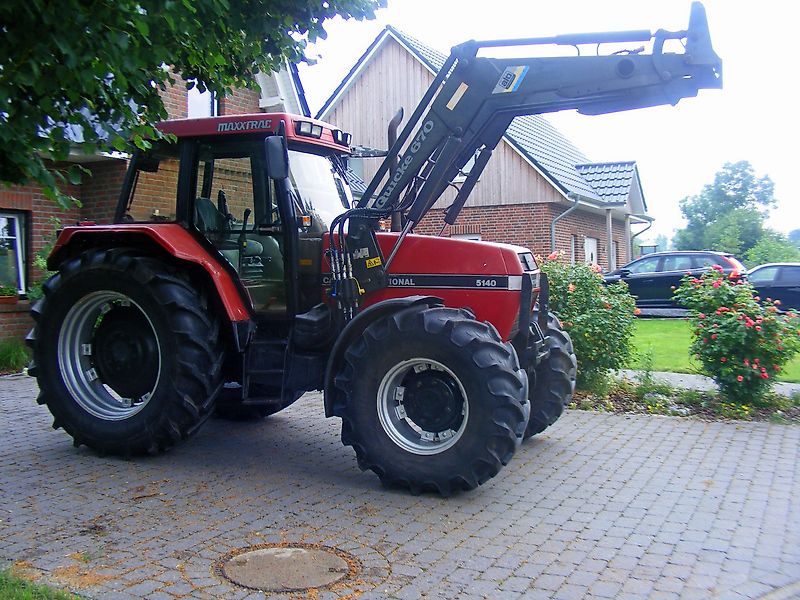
[631,318,800,383]
[0,570,79,600]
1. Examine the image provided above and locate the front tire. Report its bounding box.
[28,250,224,455]
[335,305,528,496]
[524,310,577,439]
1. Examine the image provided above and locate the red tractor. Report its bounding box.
[28,4,721,495]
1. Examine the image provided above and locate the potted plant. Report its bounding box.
[0,284,19,304]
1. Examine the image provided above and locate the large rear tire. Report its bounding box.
[524,310,577,439]
[335,305,529,496]
[28,250,224,455]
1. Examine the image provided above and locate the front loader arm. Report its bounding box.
[357,2,721,232]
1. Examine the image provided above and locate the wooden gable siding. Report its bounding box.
[324,37,564,207]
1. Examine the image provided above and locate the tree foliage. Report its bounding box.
[743,233,800,268]
[674,161,775,253]
[673,161,785,260]
[0,0,382,206]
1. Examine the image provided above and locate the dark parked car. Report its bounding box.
[746,263,800,311]
[604,250,746,307]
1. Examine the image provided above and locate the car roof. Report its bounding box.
[634,250,732,258]
[748,262,800,270]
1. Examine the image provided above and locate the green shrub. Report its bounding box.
[26,216,61,301]
[0,284,18,296]
[539,252,637,392]
[0,339,30,374]
[673,265,800,405]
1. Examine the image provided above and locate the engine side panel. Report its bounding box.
[328,233,527,341]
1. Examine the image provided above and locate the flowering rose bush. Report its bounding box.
[539,252,637,391]
[673,265,800,405]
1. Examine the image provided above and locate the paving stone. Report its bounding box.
[1,375,798,600]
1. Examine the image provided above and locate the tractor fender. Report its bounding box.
[47,225,252,325]
[323,295,443,418]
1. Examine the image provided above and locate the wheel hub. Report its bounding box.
[402,370,463,433]
[93,307,159,399]
[58,291,162,420]
[377,358,469,455]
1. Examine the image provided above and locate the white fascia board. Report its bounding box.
[273,62,303,114]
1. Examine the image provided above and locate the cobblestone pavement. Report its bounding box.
[2,374,799,600]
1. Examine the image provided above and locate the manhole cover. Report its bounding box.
[216,543,359,592]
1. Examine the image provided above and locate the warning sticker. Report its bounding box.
[492,66,529,94]
[365,257,382,269]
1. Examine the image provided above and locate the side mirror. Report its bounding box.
[619,268,631,277]
[265,135,289,180]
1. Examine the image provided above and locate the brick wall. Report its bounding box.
[0,301,33,343]
[163,72,261,119]
[80,160,128,224]
[416,202,629,268]
[220,87,262,115]
[162,73,189,120]
[1,176,81,256]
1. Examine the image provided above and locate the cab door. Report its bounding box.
[193,141,287,315]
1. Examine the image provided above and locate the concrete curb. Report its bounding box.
[618,369,800,396]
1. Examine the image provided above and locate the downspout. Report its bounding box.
[629,219,653,258]
[550,193,581,252]
[606,209,614,271]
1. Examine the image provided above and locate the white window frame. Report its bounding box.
[611,240,619,271]
[584,236,598,265]
[187,82,219,118]
[570,234,577,265]
[451,233,482,241]
[0,212,26,294]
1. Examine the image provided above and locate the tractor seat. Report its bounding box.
[194,197,225,233]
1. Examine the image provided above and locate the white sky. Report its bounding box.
[298,0,800,243]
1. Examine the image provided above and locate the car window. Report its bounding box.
[777,266,800,283]
[662,255,693,272]
[628,256,661,274]
[693,254,720,269]
[748,266,779,284]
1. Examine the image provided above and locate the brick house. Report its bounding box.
[0,64,308,342]
[316,26,651,267]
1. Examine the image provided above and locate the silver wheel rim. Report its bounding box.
[377,358,469,455]
[57,291,161,420]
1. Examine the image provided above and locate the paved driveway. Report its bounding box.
[1,375,799,599]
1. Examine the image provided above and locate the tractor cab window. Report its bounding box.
[287,150,351,233]
[123,143,181,223]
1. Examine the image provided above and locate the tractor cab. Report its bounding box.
[116,114,353,318]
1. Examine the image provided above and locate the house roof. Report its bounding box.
[317,25,648,213]
[576,161,641,205]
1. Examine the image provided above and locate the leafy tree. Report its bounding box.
[744,232,800,268]
[702,208,765,256]
[0,0,383,207]
[674,161,775,252]
[654,233,670,252]
[789,229,800,248]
